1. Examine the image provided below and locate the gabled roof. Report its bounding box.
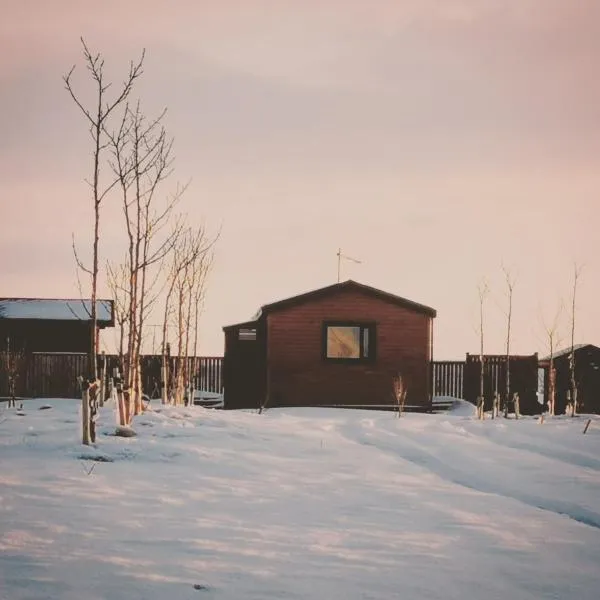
[223,281,436,331]
[540,343,599,362]
[0,298,114,326]
[260,280,436,317]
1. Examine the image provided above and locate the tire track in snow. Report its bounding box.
[338,417,600,531]
[461,423,600,474]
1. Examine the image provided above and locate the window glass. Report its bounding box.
[327,326,361,358]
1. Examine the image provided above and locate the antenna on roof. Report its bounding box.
[337,247,362,282]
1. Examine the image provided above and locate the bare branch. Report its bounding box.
[72,234,92,276]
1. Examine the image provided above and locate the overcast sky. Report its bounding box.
[1,0,599,358]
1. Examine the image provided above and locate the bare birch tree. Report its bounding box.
[107,260,130,362]
[106,260,130,424]
[161,226,216,405]
[106,102,184,423]
[0,338,25,409]
[476,279,489,420]
[540,302,563,417]
[191,252,214,398]
[64,39,144,443]
[568,263,583,416]
[502,265,516,419]
[393,373,408,418]
[64,39,144,380]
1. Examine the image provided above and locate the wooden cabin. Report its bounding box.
[0,298,114,353]
[222,280,436,411]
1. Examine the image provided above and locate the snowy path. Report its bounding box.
[338,413,600,529]
[1,400,599,600]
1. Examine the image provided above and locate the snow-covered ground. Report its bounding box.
[1,399,599,600]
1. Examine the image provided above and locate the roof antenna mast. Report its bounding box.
[337,247,362,282]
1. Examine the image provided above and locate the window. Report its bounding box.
[323,322,375,361]
[238,328,256,341]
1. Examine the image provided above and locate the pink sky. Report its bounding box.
[1,1,599,358]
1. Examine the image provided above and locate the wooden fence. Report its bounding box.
[463,353,540,415]
[2,351,539,414]
[0,352,224,399]
[431,361,464,399]
[0,352,90,399]
[431,355,541,415]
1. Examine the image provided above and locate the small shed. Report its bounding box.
[539,344,600,415]
[0,298,114,353]
[222,280,436,411]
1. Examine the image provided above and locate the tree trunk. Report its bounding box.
[99,352,107,408]
[82,382,91,445]
[549,360,555,417]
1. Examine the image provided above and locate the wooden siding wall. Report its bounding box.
[265,289,432,409]
[0,321,93,353]
[223,322,267,410]
[0,353,223,399]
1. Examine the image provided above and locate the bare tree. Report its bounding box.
[64,38,144,443]
[191,251,214,397]
[106,260,130,423]
[106,260,130,363]
[162,226,216,405]
[476,279,489,420]
[0,338,25,409]
[501,265,516,419]
[393,373,408,418]
[539,302,563,417]
[106,102,185,423]
[568,263,584,416]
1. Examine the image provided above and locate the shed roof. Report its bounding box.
[0,298,114,327]
[540,343,599,362]
[223,280,436,330]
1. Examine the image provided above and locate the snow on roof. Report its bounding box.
[0,299,113,323]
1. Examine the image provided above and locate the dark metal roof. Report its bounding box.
[0,298,114,327]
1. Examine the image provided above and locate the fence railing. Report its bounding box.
[0,352,224,399]
[431,361,465,398]
[1,351,538,414]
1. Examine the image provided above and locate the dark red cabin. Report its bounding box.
[222,280,436,411]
